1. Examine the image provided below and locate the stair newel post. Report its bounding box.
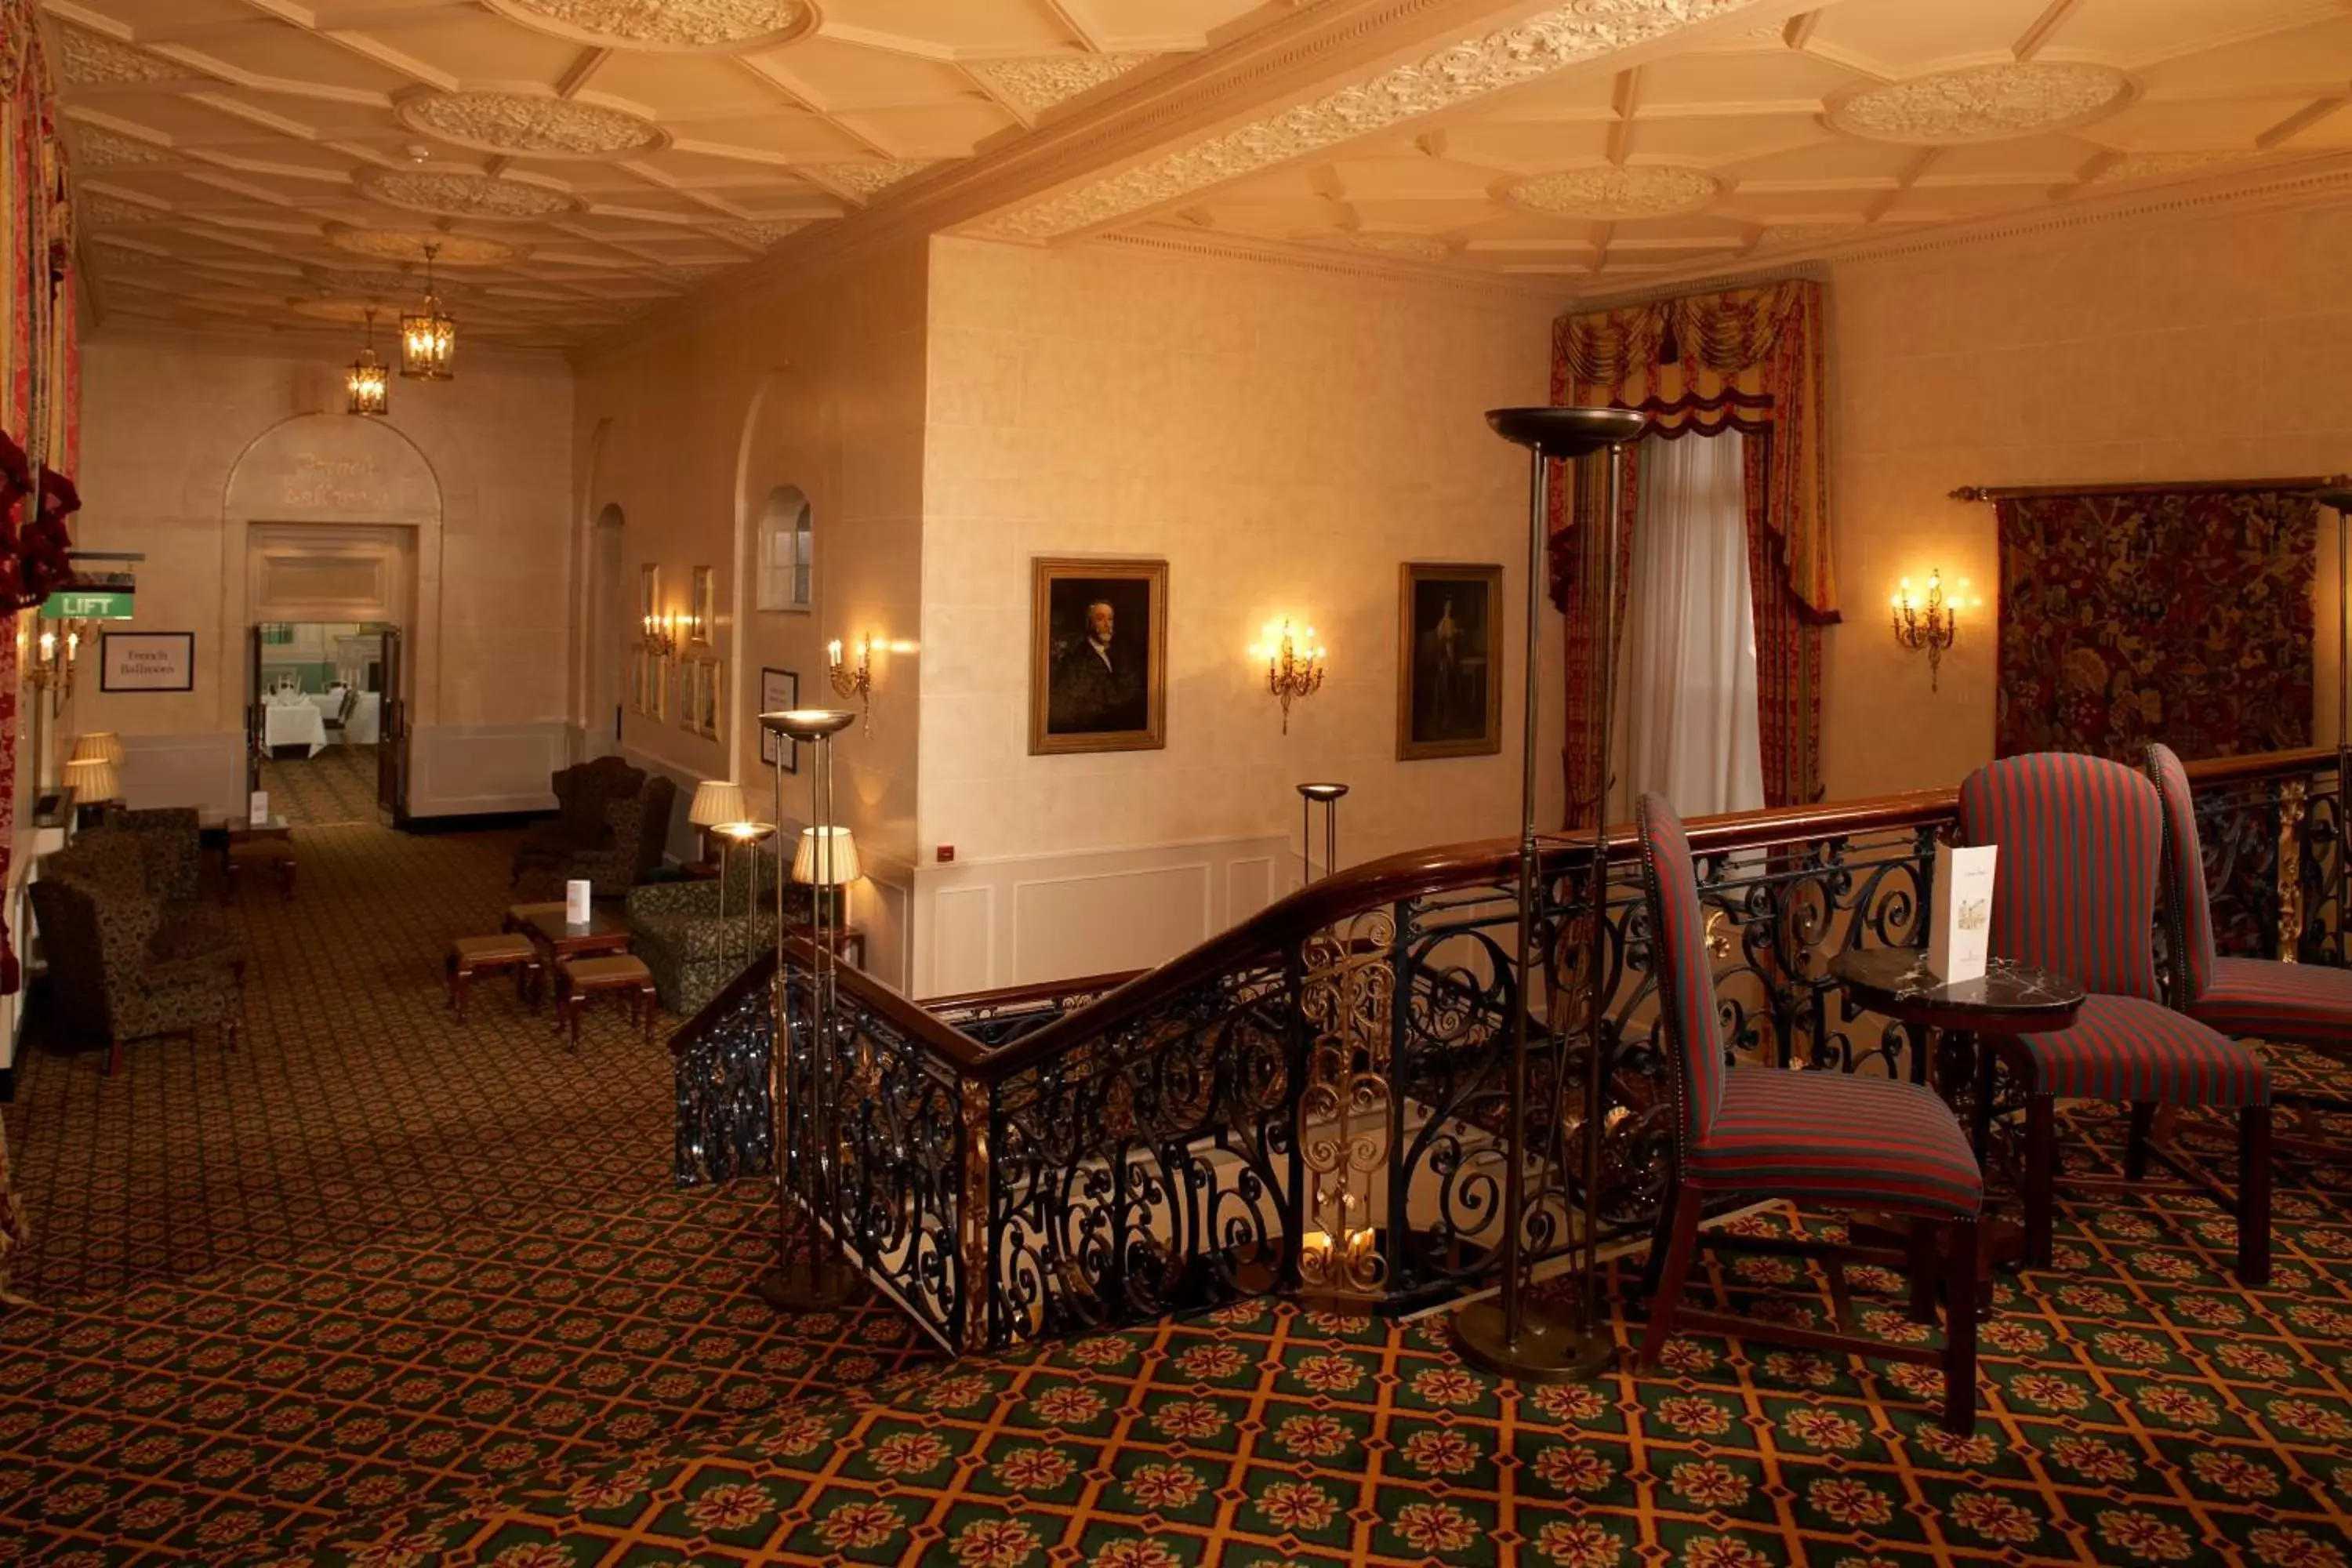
[1456,405,1646,1385]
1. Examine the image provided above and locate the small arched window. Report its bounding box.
[757,486,813,612]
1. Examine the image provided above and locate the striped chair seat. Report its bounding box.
[2193,958,2352,1050]
[2016,993,2269,1108]
[1688,1068,1981,1218]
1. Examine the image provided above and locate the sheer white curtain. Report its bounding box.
[1614,429,1764,820]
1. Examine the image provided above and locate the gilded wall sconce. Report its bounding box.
[1254,618,1326,733]
[1889,568,1976,692]
[828,632,873,733]
[641,611,681,657]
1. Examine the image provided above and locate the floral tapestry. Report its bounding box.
[1994,488,2316,763]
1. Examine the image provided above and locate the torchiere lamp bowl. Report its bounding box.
[2311,488,2352,513]
[761,708,857,743]
[1486,406,1650,459]
[1297,782,1348,803]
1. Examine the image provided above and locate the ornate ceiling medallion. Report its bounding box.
[972,54,1152,115]
[482,0,816,53]
[326,227,528,267]
[978,0,1764,243]
[56,24,186,85]
[360,169,582,221]
[396,91,665,160]
[723,220,812,249]
[1506,165,1721,219]
[1829,62,2130,144]
[815,160,937,198]
[76,129,174,167]
[83,191,169,226]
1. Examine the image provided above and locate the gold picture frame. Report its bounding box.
[681,655,723,741]
[1397,561,1502,760]
[1029,557,1167,756]
[689,565,715,644]
[639,563,661,624]
[632,646,669,720]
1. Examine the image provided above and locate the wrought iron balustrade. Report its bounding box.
[671,746,2343,1354]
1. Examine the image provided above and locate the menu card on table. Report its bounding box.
[1929,843,1998,983]
[248,789,269,824]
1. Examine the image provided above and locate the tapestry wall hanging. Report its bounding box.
[1994,487,2316,762]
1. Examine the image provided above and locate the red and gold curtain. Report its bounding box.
[0,0,78,1294]
[1548,279,1835,823]
[1995,488,2314,762]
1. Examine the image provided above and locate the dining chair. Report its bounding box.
[2147,741,2352,1143]
[1958,752,2270,1284]
[1635,793,1983,1434]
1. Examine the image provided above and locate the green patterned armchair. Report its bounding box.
[34,834,244,1076]
[94,806,205,904]
[627,851,808,1014]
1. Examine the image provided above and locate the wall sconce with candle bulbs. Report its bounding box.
[1252,617,1326,733]
[827,632,874,734]
[27,619,86,715]
[1889,567,1979,692]
[641,609,681,657]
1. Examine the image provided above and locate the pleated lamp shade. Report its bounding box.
[688,779,746,829]
[64,757,119,804]
[71,732,124,766]
[792,826,862,887]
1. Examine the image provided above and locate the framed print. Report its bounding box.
[689,565,715,644]
[632,647,668,720]
[681,657,722,741]
[1029,557,1167,756]
[639,564,661,624]
[100,631,194,693]
[1397,562,1502,760]
[759,667,800,771]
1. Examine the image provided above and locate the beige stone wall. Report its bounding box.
[1826,202,2352,800]
[914,235,1563,993]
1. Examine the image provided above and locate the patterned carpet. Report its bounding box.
[280,1149,2352,1568]
[2,821,673,1298]
[256,745,380,828]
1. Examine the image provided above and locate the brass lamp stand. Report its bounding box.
[713,820,776,964]
[2318,487,2352,963]
[1297,782,1347,884]
[1454,405,1649,1384]
[754,706,862,1312]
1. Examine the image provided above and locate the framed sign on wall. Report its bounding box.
[100,632,195,693]
[759,667,800,771]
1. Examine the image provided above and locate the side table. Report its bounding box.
[1830,947,2084,1308]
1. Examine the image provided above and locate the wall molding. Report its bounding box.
[115,729,246,817]
[1095,227,1572,304]
[408,722,568,818]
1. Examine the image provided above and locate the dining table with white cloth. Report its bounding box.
[263,695,328,757]
[304,689,381,746]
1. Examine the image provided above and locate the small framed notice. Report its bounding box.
[1929,843,1998,983]
[100,631,194,693]
[759,667,800,771]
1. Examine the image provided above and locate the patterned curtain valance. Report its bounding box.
[1552,278,1835,619]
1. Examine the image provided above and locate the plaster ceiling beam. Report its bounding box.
[554,48,611,100]
[1780,11,1819,49]
[1605,66,1641,165]
[2010,0,2083,63]
[1035,0,1112,55]
[1863,146,1938,221]
[308,29,454,92]
[2258,93,2351,147]
[728,56,898,160]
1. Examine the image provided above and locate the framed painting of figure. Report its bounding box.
[1029,557,1167,756]
[1397,562,1501,760]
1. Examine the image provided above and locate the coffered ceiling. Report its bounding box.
[42,0,1291,347]
[42,0,2352,349]
[1123,0,2352,285]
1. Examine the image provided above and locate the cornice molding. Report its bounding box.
[1095,226,1573,306]
[575,0,1800,361]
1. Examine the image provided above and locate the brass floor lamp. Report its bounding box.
[754,706,862,1312]
[1455,405,1649,1383]
[1297,782,1347,884]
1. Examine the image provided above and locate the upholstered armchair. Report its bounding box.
[49,829,244,969]
[627,851,804,1014]
[33,841,244,1076]
[511,755,644,887]
[570,774,677,897]
[96,806,204,904]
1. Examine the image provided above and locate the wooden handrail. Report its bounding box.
[673,747,2341,1080]
[1951,478,2350,501]
[924,971,1143,1017]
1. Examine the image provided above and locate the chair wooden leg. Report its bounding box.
[1640,1181,1681,1298]
[451,963,470,1023]
[1639,1186,1704,1370]
[2125,1102,2157,1181]
[1942,1216,1980,1435]
[641,985,656,1045]
[107,1036,121,1077]
[2024,1096,2056,1269]
[2238,1102,2272,1287]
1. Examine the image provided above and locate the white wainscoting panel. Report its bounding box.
[409,723,568,818]
[118,731,248,817]
[911,833,1290,999]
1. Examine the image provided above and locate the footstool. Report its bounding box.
[223,838,297,902]
[447,935,539,1022]
[554,954,658,1051]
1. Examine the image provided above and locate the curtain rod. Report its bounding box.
[1951,476,2351,502]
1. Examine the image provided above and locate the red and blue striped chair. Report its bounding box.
[1958,752,2270,1283]
[2147,740,2352,1115]
[1635,793,1982,1435]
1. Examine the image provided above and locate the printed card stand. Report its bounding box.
[248,789,270,824]
[1929,843,1998,983]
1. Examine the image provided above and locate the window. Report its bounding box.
[757,487,812,612]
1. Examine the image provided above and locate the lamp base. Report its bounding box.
[1452,1298,1616,1384]
[752,1259,861,1314]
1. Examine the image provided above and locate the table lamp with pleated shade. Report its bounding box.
[793,825,861,921]
[688,779,746,864]
[64,757,118,828]
[71,732,124,767]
